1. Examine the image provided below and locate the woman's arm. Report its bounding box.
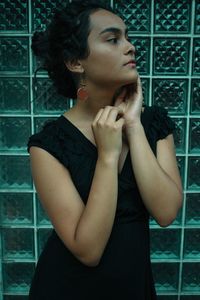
[115,75,183,226]
[29,106,124,267]
[128,124,183,227]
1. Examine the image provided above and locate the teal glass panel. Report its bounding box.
[185,193,200,226]
[158,297,177,300]
[114,0,151,33]
[182,263,200,292]
[153,38,190,75]
[154,0,191,33]
[4,297,28,300]
[0,156,32,190]
[195,0,200,34]
[181,297,200,300]
[36,194,51,226]
[0,0,28,32]
[152,263,179,292]
[129,38,150,75]
[177,156,185,186]
[0,78,30,113]
[0,193,33,225]
[173,118,186,154]
[183,229,200,259]
[191,79,200,114]
[141,78,149,105]
[0,117,31,152]
[37,228,52,256]
[0,37,29,73]
[187,157,200,190]
[152,79,188,115]
[2,228,34,259]
[32,0,68,31]
[193,39,200,75]
[3,262,35,293]
[189,118,200,154]
[150,229,181,259]
[33,78,70,114]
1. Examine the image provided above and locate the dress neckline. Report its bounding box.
[58,114,136,176]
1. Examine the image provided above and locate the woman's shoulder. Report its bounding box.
[142,105,176,141]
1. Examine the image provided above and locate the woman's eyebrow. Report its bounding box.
[99,27,128,36]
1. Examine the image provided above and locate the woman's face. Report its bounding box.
[81,9,138,89]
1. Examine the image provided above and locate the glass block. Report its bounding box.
[182,263,200,292]
[0,193,33,225]
[173,118,186,154]
[152,79,188,115]
[191,79,200,114]
[0,78,30,113]
[2,228,34,259]
[154,0,191,33]
[152,263,179,292]
[150,229,181,259]
[193,39,200,75]
[181,297,200,300]
[187,157,200,190]
[36,194,51,226]
[0,117,31,152]
[33,78,70,114]
[32,0,67,31]
[189,118,200,153]
[195,0,200,34]
[114,0,151,33]
[34,117,57,133]
[129,38,150,75]
[177,156,185,187]
[0,156,32,190]
[183,229,200,259]
[37,228,52,256]
[185,193,200,226]
[141,78,149,106]
[157,297,177,300]
[153,38,190,75]
[3,262,35,293]
[0,0,28,32]
[4,296,28,300]
[0,37,29,73]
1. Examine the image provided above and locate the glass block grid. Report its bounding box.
[0,0,199,299]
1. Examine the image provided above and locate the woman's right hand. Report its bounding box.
[92,106,125,161]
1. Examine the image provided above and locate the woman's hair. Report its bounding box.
[32,0,115,99]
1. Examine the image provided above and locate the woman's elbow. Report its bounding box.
[156,193,183,228]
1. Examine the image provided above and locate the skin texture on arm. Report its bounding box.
[29,106,124,267]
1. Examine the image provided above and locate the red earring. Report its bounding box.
[77,87,89,101]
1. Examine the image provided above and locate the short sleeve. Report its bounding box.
[151,106,176,141]
[27,120,69,168]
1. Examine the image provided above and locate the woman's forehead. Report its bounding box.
[89,9,126,34]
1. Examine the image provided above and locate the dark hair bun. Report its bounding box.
[31,1,113,99]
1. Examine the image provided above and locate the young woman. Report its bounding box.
[28,1,183,299]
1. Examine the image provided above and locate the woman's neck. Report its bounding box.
[71,84,120,121]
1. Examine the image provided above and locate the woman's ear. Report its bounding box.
[65,59,84,74]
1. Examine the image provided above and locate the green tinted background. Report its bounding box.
[0,0,200,299]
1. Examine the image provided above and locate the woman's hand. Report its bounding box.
[92,106,125,161]
[114,75,143,133]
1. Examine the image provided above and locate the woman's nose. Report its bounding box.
[125,40,136,55]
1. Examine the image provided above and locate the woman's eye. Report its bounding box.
[107,38,118,44]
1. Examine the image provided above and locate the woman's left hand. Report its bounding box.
[114,74,143,132]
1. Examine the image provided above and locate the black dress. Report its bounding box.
[27,105,175,300]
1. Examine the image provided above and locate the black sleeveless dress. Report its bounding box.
[27,105,175,300]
